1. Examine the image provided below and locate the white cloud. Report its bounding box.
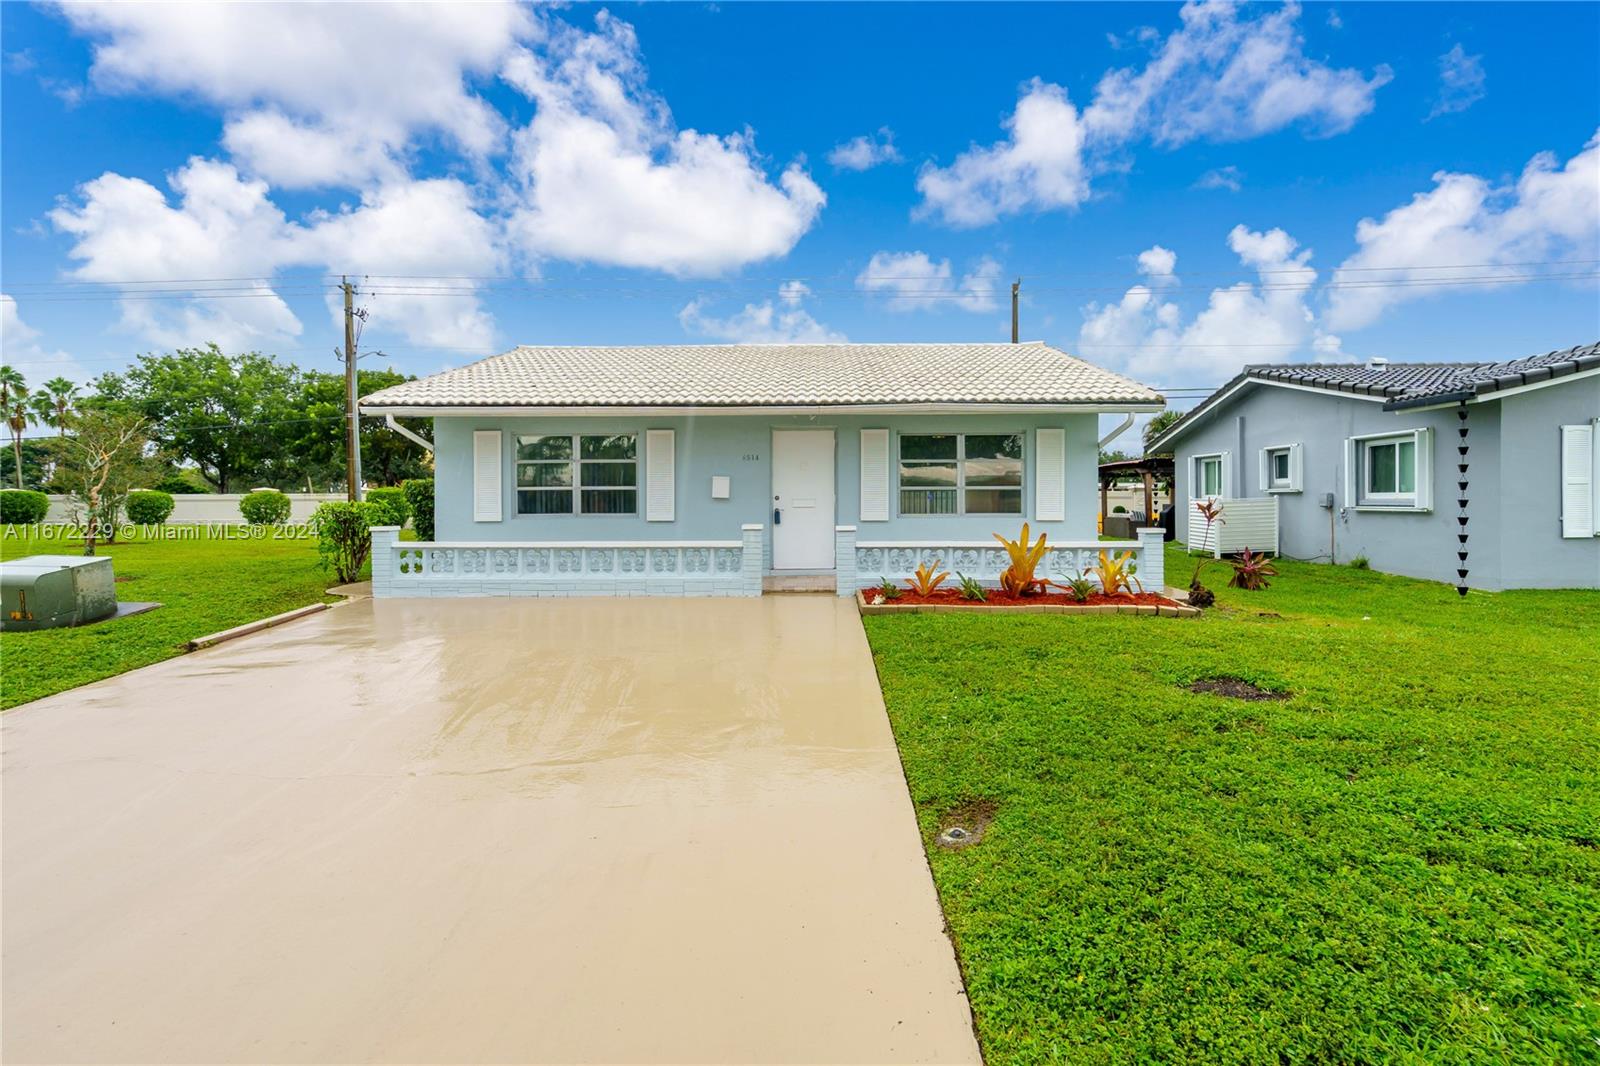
[503,11,824,276]
[1427,44,1486,121]
[916,3,1388,226]
[915,79,1088,227]
[856,251,1005,312]
[1080,225,1340,384]
[1137,245,1178,280]
[678,286,844,343]
[1325,130,1600,330]
[56,0,530,188]
[49,158,504,350]
[1194,165,1244,191]
[1,295,90,383]
[829,128,902,171]
[1083,1,1392,146]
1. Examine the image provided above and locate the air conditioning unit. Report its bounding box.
[1,555,117,631]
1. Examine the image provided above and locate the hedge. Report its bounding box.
[365,486,410,528]
[402,478,435,541]
[0,489,50,525]
[126,490,176,525]
[239,489,292,525]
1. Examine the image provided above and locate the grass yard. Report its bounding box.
[865,545,1600,1064]
[1,526,344,709]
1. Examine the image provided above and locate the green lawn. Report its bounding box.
[865,545,1600,1064]
[1,526,343,709]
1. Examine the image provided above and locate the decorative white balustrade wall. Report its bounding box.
[370,525,764,598]
[834,526,1167,596]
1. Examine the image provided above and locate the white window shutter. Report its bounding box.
[1258,448,1270,494]
[860,429,889,521]
[472,430,502,522]
[646,429,675,522]
[1035,428,1065,521]
[1412,427,1434,512]
[1561,423,1595,538]
[1344,438,1357,506]
[1289,443,1304,492]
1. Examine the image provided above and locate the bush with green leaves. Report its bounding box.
[125,490,176,525]
[364,486,410,528]
[153,472,208,494]
[401,478,435,541]
[0,489,50,525]
[239,488,292,525]
[308,500,381,584]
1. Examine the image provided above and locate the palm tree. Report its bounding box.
[0,365,30,489]
[34,377,79,436]
[1142,410,1183,454]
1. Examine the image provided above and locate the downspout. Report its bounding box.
[1099,412,1136,450]
[383,414,434,453]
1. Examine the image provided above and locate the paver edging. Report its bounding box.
[854,590,1200,618]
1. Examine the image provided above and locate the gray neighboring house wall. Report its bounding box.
[1149,343,1600,591]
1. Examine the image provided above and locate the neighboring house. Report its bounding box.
[1147,342,1600,591]
[359,342,1167,597]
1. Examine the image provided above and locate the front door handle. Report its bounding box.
[773,507,782,525]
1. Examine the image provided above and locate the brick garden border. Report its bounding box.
[855,590,1200,618]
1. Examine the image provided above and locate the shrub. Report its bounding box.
[0,489,50,525]
[401,478,434,540]
[1112,505,1127,514]
[309,500,381,584]
[125,490,175,525]
[1350,555,1371,570]
[153,472,208,494]
[365,486,410,528]
[1228,547,1279,590]
[239,488,292,525]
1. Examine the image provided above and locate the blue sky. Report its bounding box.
[2,1,1597,415]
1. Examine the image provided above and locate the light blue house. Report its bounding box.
[1148,342,1600,592]
[359,342,1167,597]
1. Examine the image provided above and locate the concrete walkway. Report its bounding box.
[2,596,980,1064]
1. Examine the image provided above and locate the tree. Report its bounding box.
[288,368,431,489]
[0,365,29,489]
[35,377,80,436]
[1143,410,1183,455]
[51,409,152,555]
[107,345,300,492]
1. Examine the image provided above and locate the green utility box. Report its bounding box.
[1,555,118,631]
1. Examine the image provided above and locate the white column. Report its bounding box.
[1136,527,1166,592]
[741,524,765,597]
[835,526,857,597]
[370,526,400,598]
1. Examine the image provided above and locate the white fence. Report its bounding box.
[43,493,345,525]
[370,525,765,598]
[1188,497,1279,557]
[837,526,1167,595]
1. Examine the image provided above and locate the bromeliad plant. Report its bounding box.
[1228,547,1278,590]
[994,523,1050,596]
[907,558,951,596]
[956,573,987,602]
[1057,570,1096,603]
[1093,549,1144,596]
[876,577,902,601]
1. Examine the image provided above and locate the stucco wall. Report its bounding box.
[1172,384,1506,588]
[432,412,1102,568]
[1496,377,1600,589]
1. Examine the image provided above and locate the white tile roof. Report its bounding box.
[361,342,1163,410]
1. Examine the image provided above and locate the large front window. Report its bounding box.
[516,434,637,515]
[898,433,1022,515]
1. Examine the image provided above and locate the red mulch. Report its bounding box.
[869,587,1180,608]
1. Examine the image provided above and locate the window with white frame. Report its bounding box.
[516,434,637,515]
[1194,454,1223,498]
[1361,434,1416,502]
[898,433,1022,515]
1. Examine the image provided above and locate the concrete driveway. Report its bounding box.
[2,596,979,1064]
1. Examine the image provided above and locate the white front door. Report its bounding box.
[771,430,836,570]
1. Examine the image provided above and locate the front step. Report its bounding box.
[762,574,837,594]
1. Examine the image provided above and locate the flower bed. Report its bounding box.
[856,587,1199,617]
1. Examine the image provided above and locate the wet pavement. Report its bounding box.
[1,595,980,1064]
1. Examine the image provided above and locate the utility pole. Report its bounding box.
[342,276,363,502]
[1011,278,1021,343]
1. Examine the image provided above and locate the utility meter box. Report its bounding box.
[0,555,117,631]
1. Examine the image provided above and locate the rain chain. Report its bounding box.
[1456,402,1470,597]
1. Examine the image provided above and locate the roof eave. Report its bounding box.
[360,399,1166,418]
